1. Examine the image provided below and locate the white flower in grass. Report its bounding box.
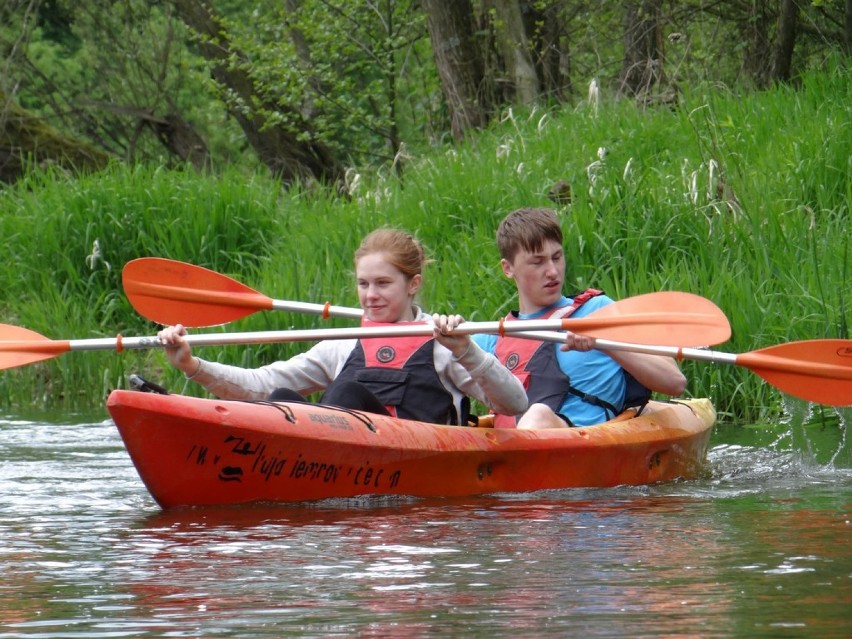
[391,142,410,175]
[501,107,516,125]
[344,168,361,196]
[707,159,718,201]
[680,159,694,202]
[85,239,111,272]
[587,148,607,195]
[586,160,602,179]
[804,205,816,230]
[588,79,600,116]
[586,161,602,195]
[689,170,699,204]
[623,157,634,181]
[375,187,391,205]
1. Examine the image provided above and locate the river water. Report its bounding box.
[1,401,850,638]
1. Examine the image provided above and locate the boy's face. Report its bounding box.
[501,239,565,314]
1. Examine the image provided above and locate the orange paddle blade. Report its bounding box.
[123,258,273,326]
[568,291,731,346]
[737,340,852,406]
[124,259,732,347]
[0,325,71,368]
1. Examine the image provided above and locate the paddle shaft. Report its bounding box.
[270,299,363,319]
[14,328,845,380]
[2,319,629,357]
[517,332,741,362]
[4,321,849,404]
[519,331,852,390]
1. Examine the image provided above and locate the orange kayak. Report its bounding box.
[107,390,716,509]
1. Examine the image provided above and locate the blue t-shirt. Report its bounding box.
[473,295,626,426]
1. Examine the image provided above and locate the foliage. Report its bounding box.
[214,0,441,165]
[3,0,848,180]
[1,0,251,168]
[1,63,848,424]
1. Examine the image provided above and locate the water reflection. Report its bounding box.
[712,495,852,637]
[99,495,742,634]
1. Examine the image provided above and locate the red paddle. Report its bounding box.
[123,257,362,324]
[122,258,732,347]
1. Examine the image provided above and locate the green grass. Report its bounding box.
[1,63,848,423]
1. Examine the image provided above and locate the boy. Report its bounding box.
[473,207,686,428]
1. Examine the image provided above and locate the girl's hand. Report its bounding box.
[157,324,200,375]
[432,313,471,359]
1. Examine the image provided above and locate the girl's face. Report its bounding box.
[356,252,420,323]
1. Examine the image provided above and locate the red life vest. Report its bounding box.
[324,320,459,424]
[493,289,606,429]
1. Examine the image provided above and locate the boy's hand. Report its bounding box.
[560,331,596,352]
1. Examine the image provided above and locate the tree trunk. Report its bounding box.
[149,113,210,170]
[772,0,799,82]
[283,0,323,122]
[384,2,402,176]
[529,1,568,101]
[741,2,775,89]
[172,0,343,187]
[0,92,110,184]
[617,0,667,100]
[420,0,490,140]
[493,0,540,104]
[847,0,852,55]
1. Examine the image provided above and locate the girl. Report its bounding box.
[158,229,527,425]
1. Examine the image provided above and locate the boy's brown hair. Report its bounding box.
[496,207,563,263]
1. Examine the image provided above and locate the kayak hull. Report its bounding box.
[107,390,715,509]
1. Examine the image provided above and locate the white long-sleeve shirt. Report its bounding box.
[187,309,527,423]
